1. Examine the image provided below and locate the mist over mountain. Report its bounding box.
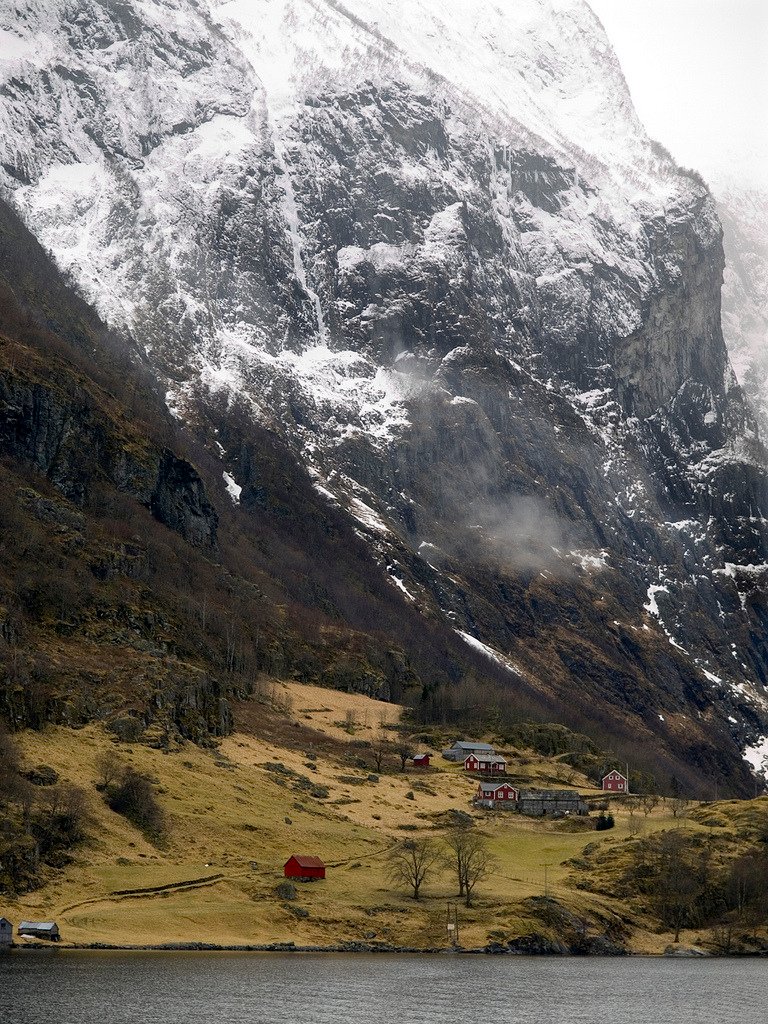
[0,0,767,794]
[716,181,768,434]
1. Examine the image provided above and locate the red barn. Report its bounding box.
[602,770,628,793]
[284,855,326,880]
[412,753,430,767]
[464,753,507,774]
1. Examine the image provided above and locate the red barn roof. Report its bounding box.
[288,855,325,869]
[284,855,326,878]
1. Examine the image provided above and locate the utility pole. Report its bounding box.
[446,902,459,947]
[626,761,630,796]
[543,863,553,898]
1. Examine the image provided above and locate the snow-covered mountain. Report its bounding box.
[717,182,768,433]
[1,0,767,791]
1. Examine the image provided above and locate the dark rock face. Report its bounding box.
[0,372,217,547]
[151,450,217,548]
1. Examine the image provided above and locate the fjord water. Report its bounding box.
[0,952,763,1023]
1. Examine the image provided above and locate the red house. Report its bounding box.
[284,855,326,880]
[476,781,518,803]
[602,769,628,793]
[412,753,430,767]
[464,753,507,774]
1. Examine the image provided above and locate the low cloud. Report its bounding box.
[464,493,581,575]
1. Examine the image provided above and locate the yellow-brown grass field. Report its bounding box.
[2,681,743,953]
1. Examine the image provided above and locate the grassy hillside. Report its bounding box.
[4,682,754,953]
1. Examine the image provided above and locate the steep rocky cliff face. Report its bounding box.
[717,183,768,433]
[0,199,491,746]
[1,0,766,792]
[0,372,218,546]
[0,200,218,547]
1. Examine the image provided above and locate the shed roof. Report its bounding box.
[18,921,58,931]
[0,917,12,926]
[286,855,325,869]
[518,789,580,800]
[453,741,494,751]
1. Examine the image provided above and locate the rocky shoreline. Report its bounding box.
[5,939,743,957]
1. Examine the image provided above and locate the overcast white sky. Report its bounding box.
[587,0,768,189]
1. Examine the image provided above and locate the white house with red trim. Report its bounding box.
[464,753,507,774]
[475,780,518,804]
[602,769,628,793]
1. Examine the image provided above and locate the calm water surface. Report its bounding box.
[0,951,764,1023]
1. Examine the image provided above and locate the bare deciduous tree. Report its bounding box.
[392,740,415,772]
[42,783,89,843]
[647,831,705,942]
[670,795,690,819]
[641,793,660,817]
[625,796,641,820]
[386,837,441,900]
[106,767,166,840]
[94,748,123,790]
[444,827,495,907]
[369,735,391,773]
[726,853,768,938]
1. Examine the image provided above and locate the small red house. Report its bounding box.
[476,781,518,802]
[464,753,507,774]
[412,753,430,767]
[602,769,628,793]
[284,855,326,880]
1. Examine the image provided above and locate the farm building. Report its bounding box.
[602,770,628,793]
[284,855,326,881]
[473,785,587,815]
[17,921,60,941]
[442,740,496,762]
[412,753,430,767]
[0,918,12,947]
[464,753,507,774]
[515,790,588,816]
[475,781,518,807]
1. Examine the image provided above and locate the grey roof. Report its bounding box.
[477,780,515,793]
[465,753,506,763]
[18,921,58,931]
[452,740,495,752]
[518,789,581,801]
[0,917,12,926]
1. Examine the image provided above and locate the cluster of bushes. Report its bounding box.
[95,750,165,842]
[0,723,88,892]
[623,829,768,947]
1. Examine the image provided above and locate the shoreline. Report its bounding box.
[6,941,484,954]
[6,940,752,957]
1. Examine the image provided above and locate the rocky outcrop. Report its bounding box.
[717,183,768,433]
[0,371,217,547]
